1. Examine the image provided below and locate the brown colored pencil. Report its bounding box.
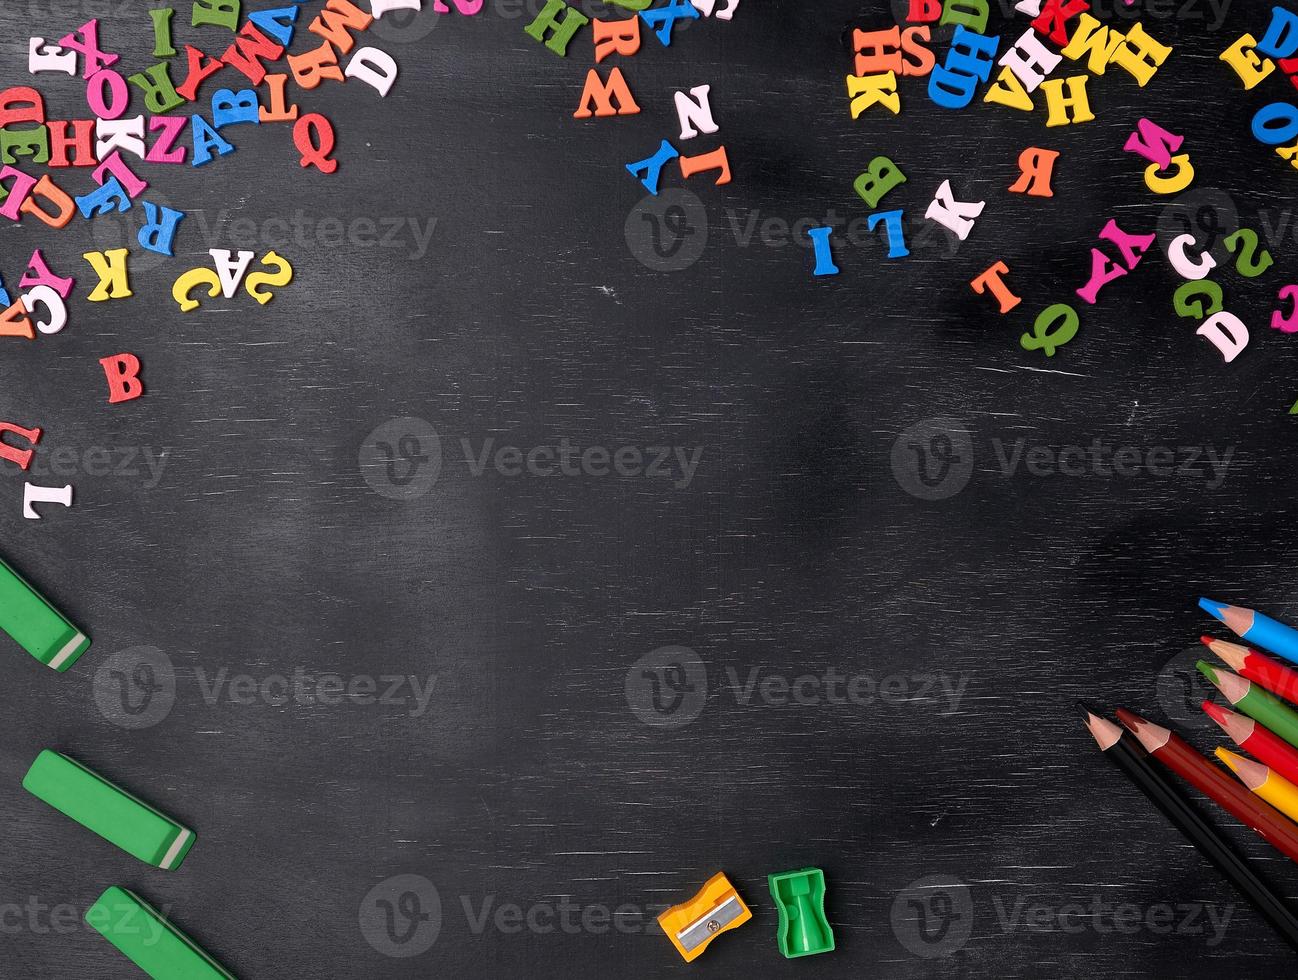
[1115,708,1298,865]
[1084,707,1298,951]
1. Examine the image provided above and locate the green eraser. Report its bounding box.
[23,751,195,870]
[86,887,237,980]
[0,554,90,671]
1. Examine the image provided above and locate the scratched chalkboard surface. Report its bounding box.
[3,0,1298,977]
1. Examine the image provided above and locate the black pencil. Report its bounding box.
[1081,704,1298,952]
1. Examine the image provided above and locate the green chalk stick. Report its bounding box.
[0,554,90,671]
[87,887,236,980]
[23,751,195,870]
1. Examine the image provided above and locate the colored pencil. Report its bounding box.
[1202,701,1298,787]
[1200,599,1298,666]
[1218,748,1298,827]
[1115,708,1298,864]
[1203,635,1298,707]
[1084,707,1298,951]
[1198,661,1298,750]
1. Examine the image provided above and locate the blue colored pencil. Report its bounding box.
[1201,598,1298,666]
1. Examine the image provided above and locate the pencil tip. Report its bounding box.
[1201,699,1253,742]
[1196,659,1219,684]
[1201,699,1227,724]
[1206,663,1250,703]
[1114,707,1142,730]
[1199,597,1228,621]
[1209,639,1249,672]
[1199,635,1215,647]
[1115,707,1167,752]
[1216,747,1268,789]
[1215,746,1242,769]
[1080,707,1122,748]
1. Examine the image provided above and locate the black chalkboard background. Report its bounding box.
[3,0,1298,976]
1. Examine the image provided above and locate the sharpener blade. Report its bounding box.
[676,895,743,952]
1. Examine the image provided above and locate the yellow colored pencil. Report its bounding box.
[1217,747,1298,825]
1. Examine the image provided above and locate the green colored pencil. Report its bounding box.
[1198,661,1298,749]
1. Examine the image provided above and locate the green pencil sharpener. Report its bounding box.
[768,867,835,958]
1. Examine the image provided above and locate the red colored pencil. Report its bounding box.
[1116,708,1298,865]
[1204,635,1298,707]
[1202,700,1298,787]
